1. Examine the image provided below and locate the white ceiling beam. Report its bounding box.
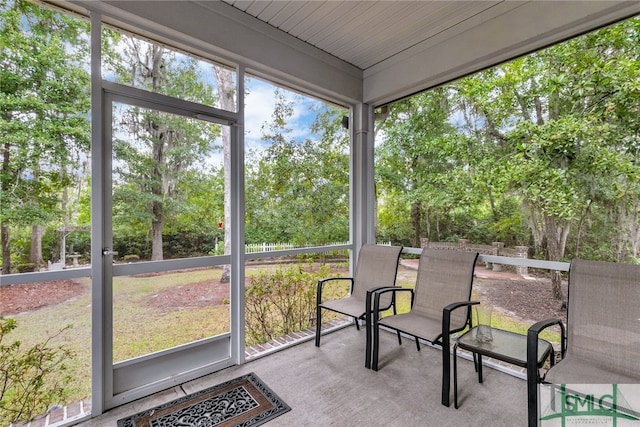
[74,0,363,105]
[364,1,640,106]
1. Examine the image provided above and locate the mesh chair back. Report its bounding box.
[567,259,640,378]
[412,249,478,331]
[351,244,403,307]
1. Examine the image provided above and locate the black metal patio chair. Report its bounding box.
[315,244,403,357]
[526,259,640,427]
[369,248,479,407]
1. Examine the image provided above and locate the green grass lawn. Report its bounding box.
[112,268,231,361]
[7,277,93,402]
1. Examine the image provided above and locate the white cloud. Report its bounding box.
[244,78,325,155]
[244,79,278,151]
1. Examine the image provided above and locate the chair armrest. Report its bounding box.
[318,276,354,287]
[526,318,566,384]
[316,277,354,303]
[364,286,402,328]
[366,285,396,307]
[442,301,479,338]
[371,287,414,316]
[528,318,566,359]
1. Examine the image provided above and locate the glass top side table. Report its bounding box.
[452,326,554,409]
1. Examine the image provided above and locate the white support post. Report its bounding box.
[231,65,246,365]
[89,10,105,417]
[351,103,376,264]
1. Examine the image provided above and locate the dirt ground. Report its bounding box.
[473,271,568,325]
[145,280,230,314]
[0,280,88,316]
[0,266,567,325]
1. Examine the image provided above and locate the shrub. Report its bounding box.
[16,263,36,273]
[0,317,76,425]
[123,254,140,263]
[245,263,331,346]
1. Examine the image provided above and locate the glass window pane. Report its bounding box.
[111,103,229,362]
[244,254,348,348]
[112,268,229,362]
[244,76,350,247]
[102,28,237,112]
[0,1,92,424]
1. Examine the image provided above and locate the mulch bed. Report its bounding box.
[0,280,88,316]
[146,280,230,313]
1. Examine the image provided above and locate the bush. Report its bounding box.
[0,317,76,425]
[245,263,331,346]
[123,254,140,263]
[16,263,36,273]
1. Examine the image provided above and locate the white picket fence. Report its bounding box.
[244,242,349,254]
[244,241,392,255]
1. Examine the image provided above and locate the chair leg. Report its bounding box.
[355,316,360,331]
[315,306,322,347]
[453,343,459,409]
[442,334,451,407]
[365,312,372,369]
[527,375,539,427]
[396,331,402,345]
[415,337,420,351]
[372,319,380,371]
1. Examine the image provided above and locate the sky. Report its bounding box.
[244,76,326,153]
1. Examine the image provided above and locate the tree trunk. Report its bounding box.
[410,201,422,248]
[1,225,10,274]
[614,203,627,263]
[60,230,67,266]
[151,206,164,261]
[543,214,569,300]
[30,225,44,266]
[1,141,10,274]
[615,196,639,261]
[573,200,592,259]
[523,200,544,251]
[213,66,236,284]
[424,206,431,240]
[629,196,640,259]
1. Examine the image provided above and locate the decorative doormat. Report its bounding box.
[117,372,290,427]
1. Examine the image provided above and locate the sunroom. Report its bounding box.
[1,1,640,426]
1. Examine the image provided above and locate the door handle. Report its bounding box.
[102,248,119,256]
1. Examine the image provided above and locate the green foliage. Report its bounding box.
[112,230,220,261]
[113,233,151,260]
[109,33,222,261]
[244,263,331,346]
[0,317,76,425]
[245,91,349,245]
[376,16,640,265]
[162,231,218,258]
[15,263,36,273]
[0,0,90,271]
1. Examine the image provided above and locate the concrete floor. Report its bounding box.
[75,327,530,426]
